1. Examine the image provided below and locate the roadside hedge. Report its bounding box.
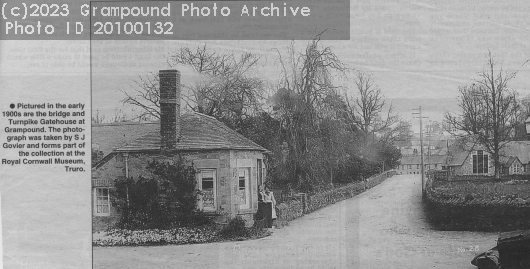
[425,176,530,231]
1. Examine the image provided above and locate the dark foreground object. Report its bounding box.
[472,230,530,269]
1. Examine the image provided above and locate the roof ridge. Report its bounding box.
[190,111,217,120]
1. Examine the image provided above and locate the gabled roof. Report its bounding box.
[443,139,530,167]
[500,156,520,167]
[445,139,476,166]
[116,112,267,152]
[500,141,530,164]
[446,150,469,166]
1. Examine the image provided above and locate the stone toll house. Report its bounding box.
[92,70,268,231]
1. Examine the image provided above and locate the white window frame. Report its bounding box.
[198,169,217,212]
[472,150,488,174]
[238,168,251,209]
[513,163,522,174]
[94,187,110,216]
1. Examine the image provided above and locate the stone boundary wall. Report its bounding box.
[275,200,304,227]
[275,171,396,227]
[424,176,530,231]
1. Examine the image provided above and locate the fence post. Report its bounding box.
[296,193,308,214]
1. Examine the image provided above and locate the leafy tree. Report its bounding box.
[445,52,519,178]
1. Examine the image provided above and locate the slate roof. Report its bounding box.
[400,155,447,165]
[92,112,267,168]
[443,139,530,167]
[114,112,267,152]
[426,155,447,164]
[500,156,520,167]
[92,121,159,158]
[445,139,475,166]
[500,141,530,164]
[446,149,469,166]
[400,156,422,165]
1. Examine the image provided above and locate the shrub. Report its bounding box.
[218,216,249,238]
[112,158,211,230]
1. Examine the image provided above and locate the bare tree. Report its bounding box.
[445,52,519,178]
[92,109,107,124]
[343,71,399,139]
[120,45,265,126]
[379,120,413,144]
[120,74,161,119]
[168,45,265,125]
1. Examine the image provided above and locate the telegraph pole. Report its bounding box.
[426,121,432,170]
[413,107,428,199]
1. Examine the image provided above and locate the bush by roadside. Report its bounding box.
[218,216,271,241]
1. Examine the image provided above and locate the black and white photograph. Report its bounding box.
[1,0,530,268]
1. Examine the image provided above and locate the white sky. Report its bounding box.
[91,0,530,131]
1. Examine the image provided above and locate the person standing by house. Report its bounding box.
[263,187,277,228]
[256,185,266,225]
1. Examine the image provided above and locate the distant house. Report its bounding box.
[445,142,495,176]
[500,156,524,175]
[500,141,530,172]
[92,70,268,231]
[397,155,446,175]
[444,140,530,176]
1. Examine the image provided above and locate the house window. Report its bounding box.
[472,150,488,174]
[401,165,404,170]
[199,170,216,211]
[408,165,412,169]
[416,164,420,169]
[94,187,110,216]
[238,168,250,209]
[514,163,523,174]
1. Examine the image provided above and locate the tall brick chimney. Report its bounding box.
[159,70,181,149]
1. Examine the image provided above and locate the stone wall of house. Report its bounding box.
[92,153,126,232]
[92,153,126,182]
[459,150,494,176]
[232,150,263,224]
[92,149,264,231]
[92,199,119,232]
